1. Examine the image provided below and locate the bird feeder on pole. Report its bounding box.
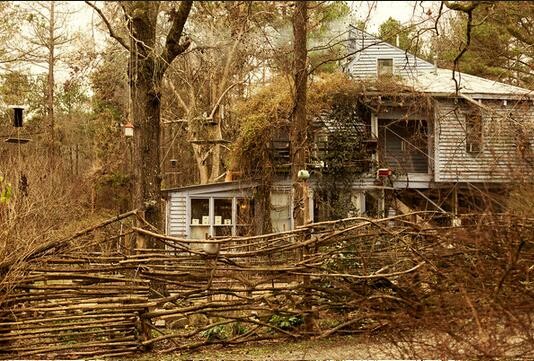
[5,105,30,144]
[11,105,25,127]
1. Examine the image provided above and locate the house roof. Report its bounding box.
[345,26,435,78]
[345,26,533,99]
[408,68,534,99]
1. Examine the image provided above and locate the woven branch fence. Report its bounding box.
[1,211,532,359]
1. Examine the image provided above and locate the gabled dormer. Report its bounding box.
[344,26,434,79]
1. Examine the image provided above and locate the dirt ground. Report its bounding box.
[130,335,410,360]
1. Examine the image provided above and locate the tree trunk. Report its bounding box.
[131,72,163,234]
[192,143,209,184]
[122,1,192,238]
[129,22,163,237]
[291,0,312,335]
[47,1,55,157]
[291,1,308,228]
[209,126,222,182]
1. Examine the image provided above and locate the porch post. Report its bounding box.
[371,113,379,164]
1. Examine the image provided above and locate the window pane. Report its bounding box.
[271,191,291,232]
[191,199,209,225]
[214,199,232,225]
[378,59,393,76]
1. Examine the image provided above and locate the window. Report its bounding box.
[213,199,232,237]
[377,58,394,76]
[271,191,291,232]
[190,199,210,239]
[188,196,254,239]
[465,108,482,153]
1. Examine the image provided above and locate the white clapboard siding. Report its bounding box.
[167,192,187,236]
[346,27,434,79]
[434,99,534,182]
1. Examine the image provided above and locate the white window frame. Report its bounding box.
[377,58,394,77]
[187,196,254,239]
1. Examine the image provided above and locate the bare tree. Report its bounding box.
[17,1,73,155]
[163,1,269,185]
[86,1,192,234]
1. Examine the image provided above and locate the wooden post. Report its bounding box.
[451,187,461,226]
[136,310,153,352]
[371,113,379,164]
[136,211,148,251]
[378,188,386,218]
[301,180,313,335]
[303,180,310,225]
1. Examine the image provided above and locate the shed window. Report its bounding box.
[191,199,210,225]
[188,196,254,239]
[190,199,210,239]
[213,198,232,237]
[465,108,482,153]
[377,58,393,76]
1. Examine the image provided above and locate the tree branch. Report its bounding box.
[506,25,534,46]
[442,1,483,93]
[84,1,130,51]
[160,1,193,71]
[209,82,245,120]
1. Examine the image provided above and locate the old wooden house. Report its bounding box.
[164,27,534,239]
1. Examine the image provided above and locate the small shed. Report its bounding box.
[164,181,295,239]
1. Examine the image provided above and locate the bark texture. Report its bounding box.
[291,1,308,228]
[47,1,56,156]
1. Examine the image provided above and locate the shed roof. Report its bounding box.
[161,180,254,194]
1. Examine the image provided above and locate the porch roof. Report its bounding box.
[408,68,533,99]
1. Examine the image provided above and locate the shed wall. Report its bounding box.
[167,192,187,236]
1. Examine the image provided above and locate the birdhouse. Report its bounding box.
[123,122,134,137]
[376,168,393,178]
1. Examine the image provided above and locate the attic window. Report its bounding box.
[377,58,394,76]
[465,107,483,153]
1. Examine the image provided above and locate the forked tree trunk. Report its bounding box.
[119,1,192,238]
[127,3,163,237]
